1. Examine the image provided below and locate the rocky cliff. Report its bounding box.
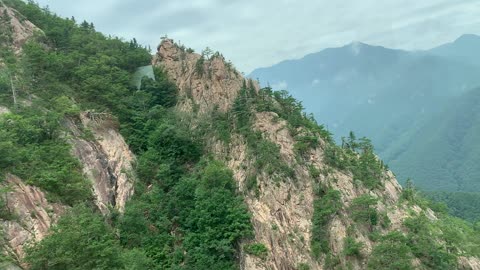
[0,6,136,262]
[0,2,39,53]
[67,112,135,214]
[1,3,480,268]
[153,39,480,270]
[0,174,65,266]
[0,111,136,263]
[153,39,259,113]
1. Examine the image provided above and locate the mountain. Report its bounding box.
[389,87,480,191]
[249,35,480,192]
[2,1,480,269]
[429,34,480,67]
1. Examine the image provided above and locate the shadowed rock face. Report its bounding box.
[153,39,259,114]
[1,174,66,265]
[67,112,135,214]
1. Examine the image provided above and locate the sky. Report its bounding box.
[35,0,480,73]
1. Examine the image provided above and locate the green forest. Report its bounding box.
[1,1,480,269]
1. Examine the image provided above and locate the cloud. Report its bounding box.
[350,42,362,56]
[35,0,480,73]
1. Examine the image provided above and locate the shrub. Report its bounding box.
[343,236,363,257]
[350,195,378,230]
[311,187,342,256]
[367,231,414,270]
[244,243,268,259]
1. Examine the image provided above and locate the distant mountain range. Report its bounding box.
[250,34,480,192]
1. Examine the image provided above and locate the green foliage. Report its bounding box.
[120,160,252,269]
[244,243,268,259]
[386,87,480,193]
[403,214,457,269]
[139,67,177,108]
[401,179,416,202]
[379,211,391,229]
[324,254,341,270]
[0,106,91,205]
[297,263,311,270]
[252,137,295,178]
[343,236,363,257]
[0,2,254,269]
[349,195,378,230]
[4,0,151,115]
[325,133,385,189]
[256,87,332,143]
[231,86,295,187]
[25,205,151,270]
[195,56,205,75]
[311,186,342,257]
[425,191,480,222]
[367,231,414,270]
[294,135,319,157]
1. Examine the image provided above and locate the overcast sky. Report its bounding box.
[35,0,480,73]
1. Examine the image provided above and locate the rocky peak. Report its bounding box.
[0,2,39,53]
[153,38,259,113]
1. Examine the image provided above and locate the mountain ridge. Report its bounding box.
[1,1,480,269]
[249,34,480,193]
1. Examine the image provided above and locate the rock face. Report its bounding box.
[0,111,135,264]
[0,174,66,264]
[153,39,259,113]
[154,40,479,270]
[0,106,10,114]
[67,112,135,214]
[0,3,39,53]
[459,257,480,270]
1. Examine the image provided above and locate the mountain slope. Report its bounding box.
[249,37,480,192]
[429,34,480,67]
[1,1,480,270]
[390,87,480,191]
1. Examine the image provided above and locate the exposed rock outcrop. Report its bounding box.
[155,40,478,270]
[0,106,10,114]
[153,39,259,114]
[0,3,40,53]
[0,174,66,264]
[67,112,135,214]
[459,257,480,270]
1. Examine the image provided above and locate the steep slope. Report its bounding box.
[429,34,480,67]
[153,38,258,113]
[249,42,480,142]
[0,174,65,267]
[1,1,480,269]
[389,87,480,191]
[67,112,135,214]
[0,2,137,265]
[154,39,480,270]
[249,38,480,191]
[0,1,39,53]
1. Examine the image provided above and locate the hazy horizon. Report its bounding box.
[34,1,480,73]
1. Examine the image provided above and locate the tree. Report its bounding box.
[367,231,414,270]
[25,205,127,270]
[350,195,378,231]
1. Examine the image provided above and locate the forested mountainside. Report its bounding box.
[1,1,480,270]
[388,87,480,191]
[249,36,480,194]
